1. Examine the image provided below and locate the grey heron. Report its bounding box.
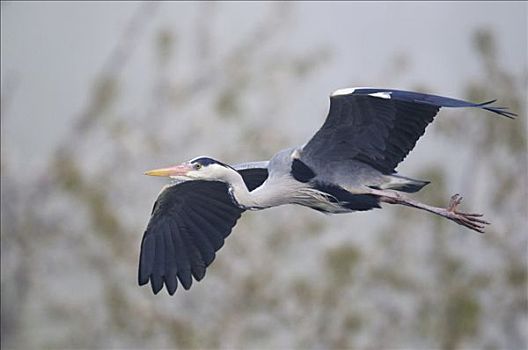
[139,87,515,295]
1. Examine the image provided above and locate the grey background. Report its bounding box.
[1,2,527,349]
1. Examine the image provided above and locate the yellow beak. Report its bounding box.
[144,164,192,177]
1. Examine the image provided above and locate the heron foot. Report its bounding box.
[444,193,489,233]
[373,189,490,233]
[447,193,463,212]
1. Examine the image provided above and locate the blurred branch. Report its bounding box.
[374,28,527,350]
[1,3,330,349]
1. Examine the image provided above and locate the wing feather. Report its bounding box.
[171,215,206,282]
[163,224,179,294]
[150,231,165,294]
[302,88,513,174]
[138,234,155,285]
[166,218,193,290]
[138,181,242,295]
[184,206,227,248]
[139,164,269,295]
[176,211,217,266]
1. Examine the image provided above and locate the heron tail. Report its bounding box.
[380,174,430,193]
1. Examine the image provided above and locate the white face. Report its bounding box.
[183,162,229,181]
[144,158,235,182]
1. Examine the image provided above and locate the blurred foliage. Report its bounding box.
[325,244,361,284]
[373,28,527,350]
[1,3,527,350]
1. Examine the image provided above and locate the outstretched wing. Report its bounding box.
[138,166,268,295]
[301,88,515,174]
[234,161,269,190]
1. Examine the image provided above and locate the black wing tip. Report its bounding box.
[139,274,180,295]
[331,87,518,119]
[139,273,200,295]
[138,274,149,286]
[165,281,177,295]
[192,264,207,281]
[474,98,516,118]
[150,275,164,295]
[481,104,517,119]
[177,271,193,290]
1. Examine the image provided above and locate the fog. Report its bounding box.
[1,2,527,349]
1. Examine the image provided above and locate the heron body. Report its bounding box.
[139,87,515,295]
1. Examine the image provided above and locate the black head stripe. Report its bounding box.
[191,157,233,169]
[191,157,218,166]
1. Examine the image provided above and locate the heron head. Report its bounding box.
[144,156,234,181]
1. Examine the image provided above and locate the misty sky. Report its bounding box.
[1,4,527,349]
[1,2,526,168]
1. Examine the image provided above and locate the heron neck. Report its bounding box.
[225,170,271,210]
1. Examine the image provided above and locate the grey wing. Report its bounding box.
[138,165,269,295]
[233,161,269,171]
[301,88,515,174]
[234,161,269,191]
[138,181,243,295]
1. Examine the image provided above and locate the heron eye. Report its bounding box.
[193,163,202,170]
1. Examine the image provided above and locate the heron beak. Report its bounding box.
[144,164,192,177]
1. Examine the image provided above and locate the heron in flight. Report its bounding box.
[139,87,515,295]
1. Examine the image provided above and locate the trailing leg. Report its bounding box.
[368,189,489,233]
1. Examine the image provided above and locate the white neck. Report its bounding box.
[221,170,267,209]
[220,167,293,210]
